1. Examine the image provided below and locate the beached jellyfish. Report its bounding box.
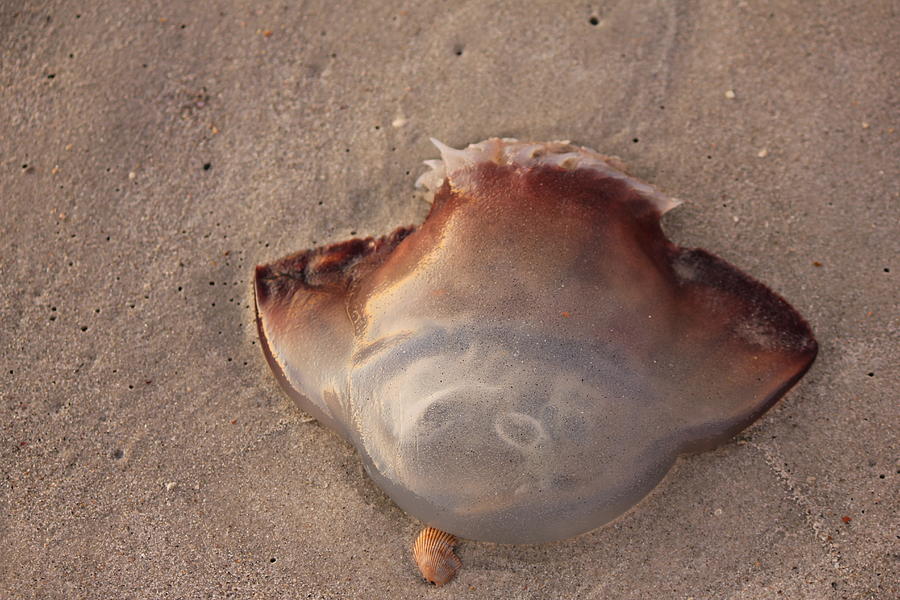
[254,138,817,585]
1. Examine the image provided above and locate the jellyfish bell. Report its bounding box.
[254,138,817,549]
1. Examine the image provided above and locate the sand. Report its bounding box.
[2,1,897,598]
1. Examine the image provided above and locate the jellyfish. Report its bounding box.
[254,138,817,585]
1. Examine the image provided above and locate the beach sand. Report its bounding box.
[2,2,896,598]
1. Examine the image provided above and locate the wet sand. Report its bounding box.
[2,2,896,598]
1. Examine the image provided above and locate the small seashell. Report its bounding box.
[413,527,461,586]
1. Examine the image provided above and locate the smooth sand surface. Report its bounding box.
[2,2,896,598]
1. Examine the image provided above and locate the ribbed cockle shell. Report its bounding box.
[413,527,462,586]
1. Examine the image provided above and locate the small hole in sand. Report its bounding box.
[589,16,599,26]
